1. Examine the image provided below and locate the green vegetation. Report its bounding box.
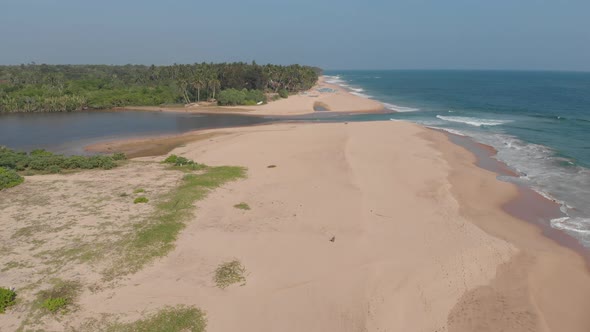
[0,147,121,174]
[112,152,127,161]
[216,88,267,106]
[163,154,179,164]
[36,279,80,314]
[214,260,246,289]
[278,88,289,98]
[133,196,149,204]
[106,160,246,278]
[0,63,320,112]
[0,287,17,313]
[0,167,24,190]
[105,305,206,332]
[41,297,67,313]
[163,154,206,171]
[133,188,145,193]
[233,202,250,210]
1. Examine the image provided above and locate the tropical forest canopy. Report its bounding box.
[0,62,321,112]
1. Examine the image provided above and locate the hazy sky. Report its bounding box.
[1,0,589,70]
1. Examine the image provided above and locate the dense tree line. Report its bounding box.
[0,62,321,112]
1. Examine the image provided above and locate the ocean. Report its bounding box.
[323,70,590,248]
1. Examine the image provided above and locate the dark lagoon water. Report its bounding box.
[0,110,274,155]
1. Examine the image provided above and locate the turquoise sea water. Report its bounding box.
[323,70,590,247]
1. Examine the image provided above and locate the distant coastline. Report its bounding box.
[117,76,385,116]
[0,63,319,113]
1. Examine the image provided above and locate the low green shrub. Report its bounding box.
[175,156,190,165]
[134,196,149,204]
[217,88,266,106]
[133,188,145,194]
[0,287,17,313]
[278,89,289,98]
[112,152,127,161]
[163,155,206,171]
[0,147,119,173]
[0,167,24,190]
[47,165,61,174]
[41,297,68,313]
[163,154,178,164]
[244,89,266,104]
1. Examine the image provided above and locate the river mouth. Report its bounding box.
[0,110,277,155]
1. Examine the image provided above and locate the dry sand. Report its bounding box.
[122,76,385,116]
[2,121,590,331]
[231,76,385,115]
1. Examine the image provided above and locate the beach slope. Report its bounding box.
[72,121,590,331]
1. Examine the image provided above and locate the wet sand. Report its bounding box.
[85,131,229,158]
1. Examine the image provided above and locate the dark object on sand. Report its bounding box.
[267,165,277,168]
[330,236,335,242]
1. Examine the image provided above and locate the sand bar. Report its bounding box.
[77,122,590,331]
[119,76,385,116]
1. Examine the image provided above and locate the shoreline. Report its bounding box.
[3,120,590,331]
[444,130,590,266]
[90,118,590,269]
[419,124,590,330]
[96,121,590,331]
[116,76,386,116]
[85,119,590,261]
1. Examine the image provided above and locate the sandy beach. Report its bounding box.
[85,77,386,158]
[2,119,590,331]
[121,76,385,116]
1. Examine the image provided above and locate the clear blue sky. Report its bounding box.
[1,0,589,71]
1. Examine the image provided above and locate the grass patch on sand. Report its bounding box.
[163,154,207,172]
[104,305,206,332]
[214,260,246,289]
[105,164,246,279]
[233,202,250,210]
[0,287,17,313]
[133,196,149,204]
[35,279,81,314]
[1,260,32,272]
[133,188,145,194]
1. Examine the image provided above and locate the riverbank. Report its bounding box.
[119,76,385,116]
[79,122,590,330]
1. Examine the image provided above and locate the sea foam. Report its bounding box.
[463,131,590,247]
[328,78,420,112]
[436,115,512,127]
[384,103,420,112]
